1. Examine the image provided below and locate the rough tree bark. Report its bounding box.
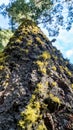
[0,19,73,130]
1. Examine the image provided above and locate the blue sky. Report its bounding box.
[0,0,73,63]
[0,0,9,28]
[41,26,73,64]
[52,27,73,63]
[0,0,9,5]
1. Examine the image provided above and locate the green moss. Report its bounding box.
[37,82,44,89]
[3,81,9,87]
[40,51,51,60]
[41,68,47,74]
[0,65,4,70]
[36,60,48,74]
[27,39,32,46]
[24,49,29,54]
[49,93,61,104]
[18,103,40,129]
[15,39,22,43]
[51,82,57,87]
[71,84,73,89]
[64,67,72,76]
[52,55,58,60]
[18,78,48,129]
[37,122,47,130]
[59,66,64,72]
[36,60,44,67]
[5,73,10,79]
[0,52,6,64]
[18,92,41,129]
[36,37,44,44]
[18,120,25,129]
[52,66,56,71]
[30,94,36,102]
[22,105,39,122]
[32,26,39,34]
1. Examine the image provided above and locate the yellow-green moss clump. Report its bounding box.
[49,93,61,105]
[59,66,64,73]
[18,93,41,129]
[36,60,44,67]
[51,82,57,87]
[64,67,72,76]
[24,49,29,54]
[52,66,56,71]
[15,39,22,43]
[36,122,47,130]
[21,104,39,122]
[19,103,41,129]
[0,65,4,70]
[0,52,5,64]
[37,82,44,89]
[27,39,32,46]
[41,68,47,74]
[5,73,10,79]
[36,37,44,45]
[52,55,58,60]
[34,83,44,95]
[32,26,40,34]
[40,51,51,60]
[18,80,48,129]
[20,19,40,35]
[36,60,48,74]
[71,84,73,89]
[3,81,9,88]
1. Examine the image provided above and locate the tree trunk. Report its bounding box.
[0,19,73,130]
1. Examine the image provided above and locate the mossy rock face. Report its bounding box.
[0,19,73,130]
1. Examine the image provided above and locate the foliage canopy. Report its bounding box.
[0,0,73,36]
[0,0,73,52]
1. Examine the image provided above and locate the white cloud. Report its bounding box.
[58,27,73,45]
[0,0,9,5]
[66,49,73,58]
[40,25,73,63]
